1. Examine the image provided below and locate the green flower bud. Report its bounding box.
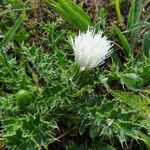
[16,89,32,110]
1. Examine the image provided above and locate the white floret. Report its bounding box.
[70,28,113,71]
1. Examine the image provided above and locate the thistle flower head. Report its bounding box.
[70,28,113,71]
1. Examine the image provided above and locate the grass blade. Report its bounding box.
[63,0,91,23]
[44,0,91,31]
[114,0,123,22]
[45,1,86,31]
[127,0,135,28]
[123,22,150,33]
[0,14,24,66]
[0,15,23,50]
[134,0,143,23]
[113,25,132,58]
[143,31,150,57]
[57,0,90,29]
[130,0,143,49]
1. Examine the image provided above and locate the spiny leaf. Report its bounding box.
[111,90,150,114]
[136,131,150,150]
[126,130,150,150]
[120,73,143,91]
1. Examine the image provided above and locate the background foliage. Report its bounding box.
[0,0,150,149]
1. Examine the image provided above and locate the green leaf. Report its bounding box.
[0,14,24,66]
[130,0,143,49]
[96,7,107,29]
[120,73,143,90]
[57,0,90,27]
[79,123,86,135]
[44,0,91,31]
[134,0,143,23]
[62,0,91,23]
[94,143,116,150]
[136,131,150,150]
[123,22,150,33]
[90,126,100,138]
[113,25,132,58]
[111,90,150,114]
[99,76,109,90]
[3,114,57,149]
[143,31,150,57]
[127,0,136,28]
[46,1,85,30]
[126,130,150,150]
[114,0,123,22]
[5,0,24,9]
[15,29,29,42]
[126,130,140,140]
[66,142,86,150]
[0,14,24,50]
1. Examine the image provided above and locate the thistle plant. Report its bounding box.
[1,0,150,149]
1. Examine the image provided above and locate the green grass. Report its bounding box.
[0,0,150,149]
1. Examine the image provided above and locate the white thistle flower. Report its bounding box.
[70,28,113,71]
